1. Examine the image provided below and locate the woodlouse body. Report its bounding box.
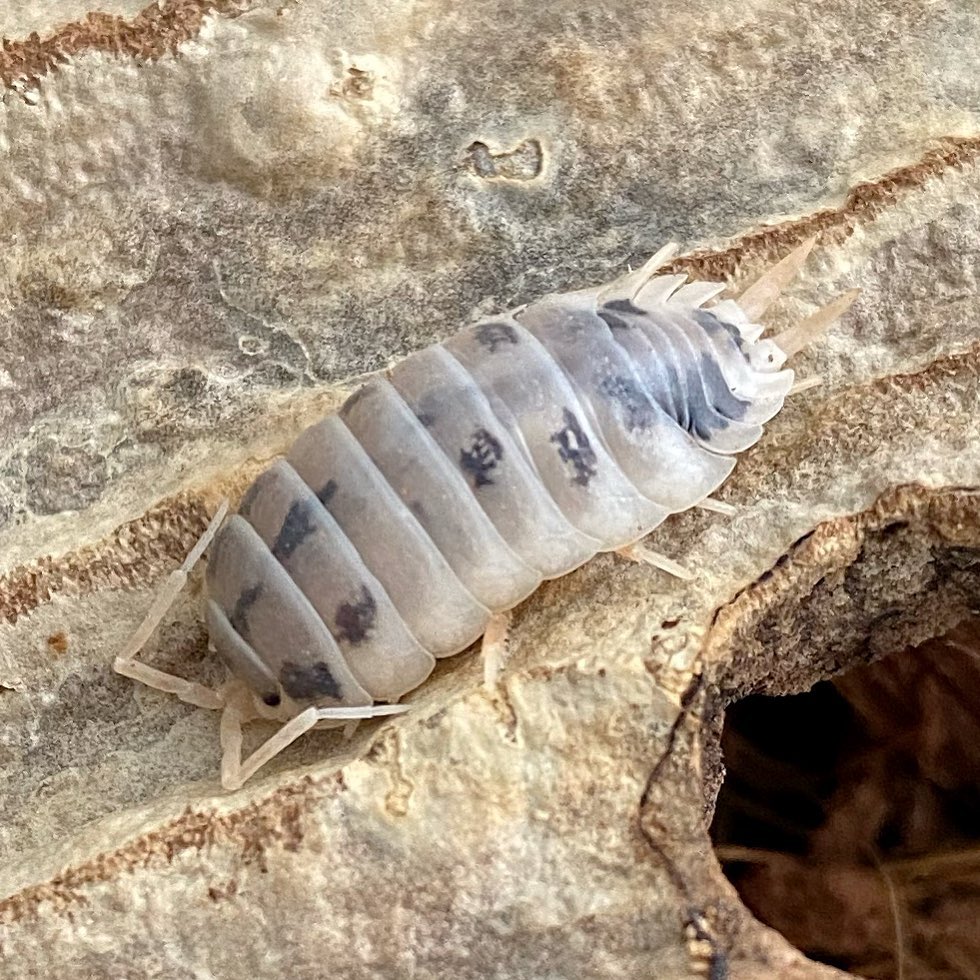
[203,261,797,718]
[115,238,855,786]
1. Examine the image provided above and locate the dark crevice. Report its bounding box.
[710,608,980,978]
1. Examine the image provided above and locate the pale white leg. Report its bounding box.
[598,242,681,305]
[220,700,411,791]
[671,280,726,307]
[627,242,682,293]
[115,658,225,711]
[482,610,514,689]
[113,500,229,711]
[773,288,861,356]
[737,236,818,320]
[219,693,251,791]
[223,705,321,791]
[788,375,824,396]
[696,497,738,517]
[616,543,695,581]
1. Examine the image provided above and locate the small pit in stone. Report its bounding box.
[710,617,980,980]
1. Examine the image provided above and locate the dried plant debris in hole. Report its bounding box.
[711,615,980,980]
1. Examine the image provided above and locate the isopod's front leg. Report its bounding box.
[114,655,225,710]
[113,500,229,711]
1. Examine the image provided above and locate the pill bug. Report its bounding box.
[116,238,858,789]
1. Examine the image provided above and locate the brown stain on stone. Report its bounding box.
[0,448,292,626]
[665,137,980,281]
[45,631,69,654]
[0,777,317,926]
[206,878,239,902]
[0,494,213,625]
[0,0,246,95]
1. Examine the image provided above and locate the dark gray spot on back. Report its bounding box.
[280,661,341,701]
[601,312,687,426]
[640,332,691,431]
[602,298,645,316]
[334,585,377,645]
[598,375,658,432]
[318,478,338,506]
[272,499,318,562]
[237,477,264,519]
[339,384,371,416]
[229,582,263,642]
[475,322,519,352]
[597,310,631,331]
[550,408,598,487]
[415,411,436,428]
[645,354,687,429]
[698,353,749,421]
[693,309,747,353]
[459,427,504,488]
[681,362,730,439]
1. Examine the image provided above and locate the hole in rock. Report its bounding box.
[711,617,980,979]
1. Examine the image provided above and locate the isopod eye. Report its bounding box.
[263,692,282,707]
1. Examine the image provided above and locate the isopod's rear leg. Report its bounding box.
[615,544,695,581]
[788,375,824,396]
[113,500,229,711]
[219,694,410,791]
[482,610,514,689]
[696,497,737,517]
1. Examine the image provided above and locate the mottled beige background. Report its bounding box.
[0,1,978,977]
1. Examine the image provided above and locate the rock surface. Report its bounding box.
[1,0,979,977]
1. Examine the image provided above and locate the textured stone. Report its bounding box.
[1,0,979,977]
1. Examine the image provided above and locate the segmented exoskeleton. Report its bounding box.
[115,239,858,789]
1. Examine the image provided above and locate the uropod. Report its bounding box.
[116,238,859,790]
